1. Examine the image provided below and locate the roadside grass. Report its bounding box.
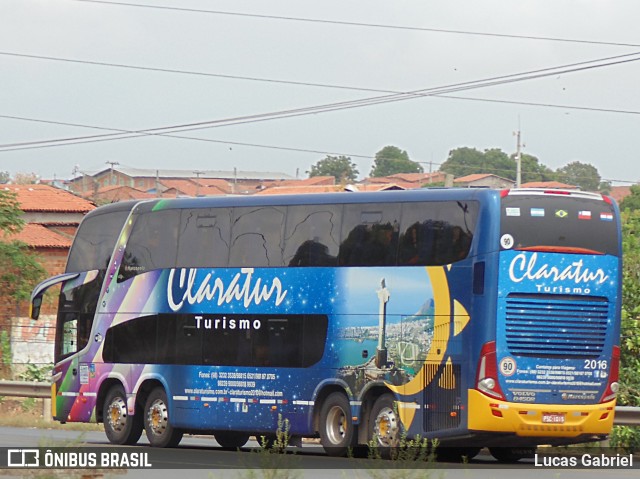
[0,398,102,431]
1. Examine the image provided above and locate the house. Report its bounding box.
[453,174,516,189]
[254,183,405,195]
[1,185,95,316]
[520,181,579,190]
[68,165,295,196]
[609,186,633,204]
[158,178,231,197]
[362,172,446,189]
[89,185,156,203]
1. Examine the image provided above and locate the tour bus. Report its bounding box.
[31,188,621,461]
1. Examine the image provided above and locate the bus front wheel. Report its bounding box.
[103,385,143,445]
[319,392,354,457]
[143,387,183,448]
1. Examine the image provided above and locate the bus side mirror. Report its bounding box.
[30,272,82,320]
[30,296,42,320]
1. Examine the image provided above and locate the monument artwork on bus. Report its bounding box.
[31,188,622,461]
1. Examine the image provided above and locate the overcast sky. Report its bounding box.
[1,0,639,185]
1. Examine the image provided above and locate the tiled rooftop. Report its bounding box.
[5,184,95,213]
[6,224,72,248]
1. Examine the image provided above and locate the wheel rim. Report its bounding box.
[325,405,347,445]
[147,398,169,437]
[374,406,399,447]
[107,397,127,432]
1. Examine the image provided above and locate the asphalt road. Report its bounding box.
[0,427,637,479]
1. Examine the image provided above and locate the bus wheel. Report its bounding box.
[143,387,183,448]
[103,385,143,445]
[369,393,400,457]
[319,392,354,457]
[489,447,536,463]
[436,447,481,462]
[215,431,250,449]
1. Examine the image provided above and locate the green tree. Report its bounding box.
[516,154,557,184]
[0,171,10,184]
[440,147,485,177]
[441,147,514,179]
[620,185,640,211]
[307,155,359,183]
[370,146,422,177]
[0,190,45,303]
[482,148,513,178]
[555,161,601,191]
[610,210,640,449]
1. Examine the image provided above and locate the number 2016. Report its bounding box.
[584,359,608,370]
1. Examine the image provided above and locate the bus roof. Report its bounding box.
[128,188,499,213]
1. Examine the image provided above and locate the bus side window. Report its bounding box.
[284,206,340,266]
[339,204,400,266]
[176,209,231,268]
[59,314,78,358]
[229,207,286,267]
[398,202,477,266]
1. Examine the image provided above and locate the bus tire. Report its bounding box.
[369,393,400,458]
[103,385,143,445]
[436,447,481,462]
[318,392,354,457]
[143,387,183,448]
[489,447,536,463]
[214,431,250,449]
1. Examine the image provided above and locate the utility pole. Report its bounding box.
[106,161,119,186]
[193,170,204,196]
[515,127,522,188]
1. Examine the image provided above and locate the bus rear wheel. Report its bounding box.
[103,385,143,445]
[489,447,536,463]
[319,392,354,457]
[143,387,183,448]
[369,393,400,458]
[214,431,250,449]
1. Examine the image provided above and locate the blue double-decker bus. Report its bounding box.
[31,188,621,461]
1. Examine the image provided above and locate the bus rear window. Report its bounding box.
[500,194,619,256]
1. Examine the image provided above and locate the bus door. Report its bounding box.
[53,271,102,421]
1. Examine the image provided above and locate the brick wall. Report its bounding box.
[36,248,69,316]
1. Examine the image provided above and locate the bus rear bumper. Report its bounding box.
[467,389,616,437]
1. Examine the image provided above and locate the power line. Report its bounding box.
[71,0,640,48]
[4,114,638,185]
[2,114,638,185]
[4,50,640,119]
[0,51,388,95]
[2,51,639,152]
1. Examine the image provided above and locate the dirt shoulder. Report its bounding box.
[0,398,102,431]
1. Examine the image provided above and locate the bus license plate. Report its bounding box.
[542,413,565,424]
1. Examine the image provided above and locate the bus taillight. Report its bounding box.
[600,346,620,403]
[476,341,505,401]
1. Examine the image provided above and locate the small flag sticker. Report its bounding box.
[531,208,545,217]
[555,210,568,218]
[506,207,520,217]
[600,213,613,221]
[578,211,592,220]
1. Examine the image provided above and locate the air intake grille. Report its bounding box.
[505,294,609,358]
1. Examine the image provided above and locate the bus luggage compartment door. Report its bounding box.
[423,361,462,432]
